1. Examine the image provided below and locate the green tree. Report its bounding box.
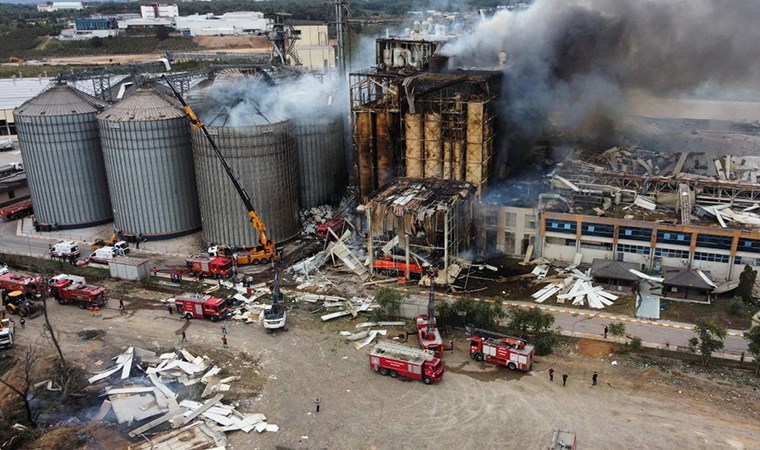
[437,298,505,330]
[371,288,404,321]
[608,322,626,337]
[688,319,727,366]
[744,325,760,375]
[737,266,757,304]
[505,306,558,355]
[155,25,170,40]
[90,36,103,48]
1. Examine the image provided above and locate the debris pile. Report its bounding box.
[530,267,618,309]
[300,204,336,235]
[339,321,406,349]
[88,347,277,445]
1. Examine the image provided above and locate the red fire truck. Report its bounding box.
[185,256,233,279]
[416,277,444,356]
[469,328,535,372]
[0,271,44,297]
[369,341,444,385]
[173,293,229,321]
[48,274,107,308]
[0,199,33,220]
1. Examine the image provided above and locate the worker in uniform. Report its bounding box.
[315,399,320,413]
[167,304,173,315]
[604,325,608,339]
[20,317,25,329]
[562,374,568,387]
[549,367,555,381]
[592,371,598,386]
[222,335,228,348]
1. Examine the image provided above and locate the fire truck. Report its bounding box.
[185,256,233,279]
[416,275,444,356]
[0,199,33,220]
[315,215,348,240]
[48,274,107,309]
[369,341,444,385]
[173,293,229,321]
[469,328,535,371]
[0,271,44,297]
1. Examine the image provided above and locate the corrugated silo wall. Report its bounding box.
[16,113,112,227]
[293,116,345,209]
[99,117,201,239]
[192,121,300,247]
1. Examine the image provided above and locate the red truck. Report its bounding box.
[173,293,229,321]
[469,329,535,371]
[0,271,44,298]
[369,341,444,385]
[185,256,233,279]
[48,274,107,309]
[0,199,33,220]
[416,314,444,356]
[372,256,425,276]
[315,215,348,240]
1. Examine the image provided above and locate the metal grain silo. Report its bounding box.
[191,115,300,248]
[98,88,201,239]
[293,113,345,209]
[14,83,112,229]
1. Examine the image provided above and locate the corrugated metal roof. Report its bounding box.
[0,77,53,111]
[14,83,106,117]
[98,88,184,121]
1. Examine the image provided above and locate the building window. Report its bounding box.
[504,232,516,254]
[654,248,690,259]
[618,244,649,255]
[580,241,612,251]
[318,31,327,46]
[505,212,517,228]
[547,220,576,235]
[657,230,692,246]
[619,226,652,242]
[738,238,760,254]
[484,213,497,226]
[693,252,729,263]
[582,222,614,238]
[696,234,733,250]
[525,214,536,229]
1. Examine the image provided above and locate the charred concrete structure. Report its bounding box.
[350,37,501,201]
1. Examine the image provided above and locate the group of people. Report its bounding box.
[548,367,599,387]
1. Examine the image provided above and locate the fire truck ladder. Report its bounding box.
[374,341,435,362]
[468,327,524,343]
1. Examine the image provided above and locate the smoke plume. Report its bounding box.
[442,0,760,160]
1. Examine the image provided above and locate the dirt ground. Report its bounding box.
[2,283,759,450]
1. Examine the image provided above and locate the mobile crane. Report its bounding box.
[163,76,276,265]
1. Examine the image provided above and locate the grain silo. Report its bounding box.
[98,88,201,239]
[293,113,345,209]
[189,78,300,247]
[14,83,112,229]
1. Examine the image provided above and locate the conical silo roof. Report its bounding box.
[14,83,106,117]
[98,88,184,121]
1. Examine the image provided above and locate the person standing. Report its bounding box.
[90,306,95,317]
[119,299,125,310]
[604,325,608,339]
[168,304,173,315]
[562,374,568,387]
[315,399,320,413]
[221,323,227,335]
[20,317,25,329]
[181,330,187,343]
[222,335,228,348]
[592,371,598,386]
[549,367,555,382]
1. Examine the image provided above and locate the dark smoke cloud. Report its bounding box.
[442,0,760,163]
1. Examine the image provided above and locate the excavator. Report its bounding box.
[163,76,276,265]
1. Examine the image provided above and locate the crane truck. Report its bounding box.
[369,341,444,384]
[164,76,276,266]
[416,270,444,356]
[469,327,535,371]
[48,274,108,309]
[263,250,287,332]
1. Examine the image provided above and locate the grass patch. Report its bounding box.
[661,297,759,329]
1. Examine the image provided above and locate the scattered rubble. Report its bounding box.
[530,266,618,309]
[87,347,277,444]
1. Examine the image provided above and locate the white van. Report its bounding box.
[50,241,80,258]
[89,246,118,264]
[113,241,130,255]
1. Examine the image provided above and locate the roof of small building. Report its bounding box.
[663,268,715,290]
[590,259,640,282]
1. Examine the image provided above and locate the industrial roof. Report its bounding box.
[0,77,53,111]
[590,259,640,282]
[98,88,184,122]
[14,83,107,117]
